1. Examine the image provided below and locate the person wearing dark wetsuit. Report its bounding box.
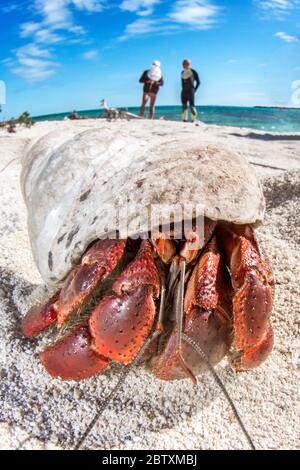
[139,60,164,119]
[181,59,200,122]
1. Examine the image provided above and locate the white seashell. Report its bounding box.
[21,125,265,285]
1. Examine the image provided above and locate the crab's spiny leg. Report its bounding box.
[151,237,232,381]
[22,291,60,338]
[89,240,160,364]
[37,239,164,380]
[217,224,274,370]
[40,321,109,381]
[21,239,127,338]
[57,239,127,325]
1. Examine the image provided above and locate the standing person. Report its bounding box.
[181,59,200,122]
[139,60,164,119]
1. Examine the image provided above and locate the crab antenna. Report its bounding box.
[74,282,166,451]
[181,333,256,450]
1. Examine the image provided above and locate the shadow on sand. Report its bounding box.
[230,132,300,141]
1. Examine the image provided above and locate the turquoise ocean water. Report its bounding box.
[34,105,300,133]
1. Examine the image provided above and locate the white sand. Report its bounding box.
[0,119,299,450]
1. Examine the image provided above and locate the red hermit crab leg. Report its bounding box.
[22,239,126,337]
[89,240,161,364]
[21,290,61,339]
[40,321,109,381]
[217,224,274,370]
[40,240,161,380]
[152,236,233,381]
[57,239,126,325]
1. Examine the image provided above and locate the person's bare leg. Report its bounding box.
[150,94,157,119]
[140,93,149,117]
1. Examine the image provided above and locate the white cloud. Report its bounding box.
[6,0,105,83]
[12,65,57,82]
[20,22,41,38]
[119,0,220,39]
[16,44,52,58]
[34,0,71,28]
[275,31,299,42]
[71,0,104,12]
[119,18,162,40]
[169,0,221,28]
[33,0,104,28]
[36,29,65,43]
[82,49,98,59]
[20,1,105,41]
[119,17,179,40]
[254,0,299,18]
[69,25,86,34]
[120,0,160,17]
[12,43,58,83]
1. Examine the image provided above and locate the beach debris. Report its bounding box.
[100,99,142,120]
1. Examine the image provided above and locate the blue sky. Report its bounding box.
[0,0,299,117]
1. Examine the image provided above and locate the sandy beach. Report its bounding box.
[0,118,299,450]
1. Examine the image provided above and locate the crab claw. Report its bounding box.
[233,323,274,370]
[218,224,274,370]
[112,240,160,297]
[21,239,126,337]
[89,286,156,364]
[151,232,176,264]
[40,322,109,381]
[22,291,60,338]
[57,239,126,325]
[152,237,233,381]
[89,241,160,364]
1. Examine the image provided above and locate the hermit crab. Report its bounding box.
[21,124,274,385]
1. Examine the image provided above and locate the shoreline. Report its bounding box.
[9,104,298,134]
[1,119,299,176]
[2,116,300,134]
